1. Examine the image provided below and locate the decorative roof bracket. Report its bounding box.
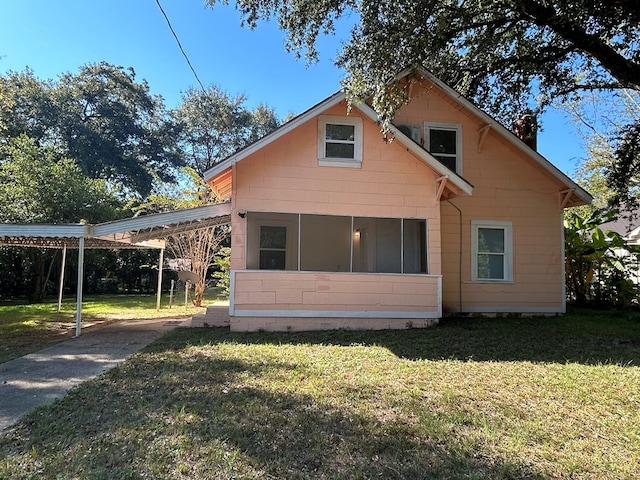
[559,188,575,209]
[435,175,449,205]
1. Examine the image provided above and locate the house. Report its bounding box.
[600,212,640,284]
[203,69,592,331]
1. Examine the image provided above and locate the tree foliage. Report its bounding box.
[564,209,637,308]
[208,0,640,199]
[0,135,119,224]
[0,134,121,302]
[143,168,229,307]
[609,119,640,211]
[0,63,184,198]
[174,85,279,176]
[209,1,639,119]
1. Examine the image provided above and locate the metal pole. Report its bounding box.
[185,281,189,311]
[75,237,85,337]
[169,279,174,309]
[156,248,164,311]
[57,246,67,312]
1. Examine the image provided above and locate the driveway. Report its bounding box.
[0,317,188,434]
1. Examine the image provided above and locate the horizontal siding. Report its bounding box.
[231,270,441,317]
[393,79,566,313]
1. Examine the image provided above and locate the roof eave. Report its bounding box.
[353,101,474,196]
[204,91,346,182]
[409,67,592,206]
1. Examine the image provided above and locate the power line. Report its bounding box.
[155,0,206,91]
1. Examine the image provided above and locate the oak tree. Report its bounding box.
[1,63,184,198]
[207,0,640,202]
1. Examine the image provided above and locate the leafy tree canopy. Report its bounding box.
[207,0,640,201]
[174,85,279,176]
[0,62,184,198]
[208,1,639,120]
[0,135,120,223]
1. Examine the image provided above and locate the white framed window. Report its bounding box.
[318,115,363,167]
[471,220,513,282]
[424,122,462,174]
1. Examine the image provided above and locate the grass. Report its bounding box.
[1,310,639,479]
[0,293,222,364]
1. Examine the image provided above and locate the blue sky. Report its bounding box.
[0,0,586,176]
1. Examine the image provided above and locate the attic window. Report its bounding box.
[425,122,462,174]
[318,115,363,167]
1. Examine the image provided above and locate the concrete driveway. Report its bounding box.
[0,317,188,434]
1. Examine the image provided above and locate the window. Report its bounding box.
[259,226,287,269]
[300,215,351,272]
[471,220,512,282]
[318,115,363,167]
[424,123,462,173]
[246,213,428,274]
[246,213,299,270]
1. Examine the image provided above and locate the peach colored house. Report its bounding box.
[203,69,591,331]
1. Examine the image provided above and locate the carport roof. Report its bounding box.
[0,203,232,249]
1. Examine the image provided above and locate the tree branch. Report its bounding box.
[515,0,640,90]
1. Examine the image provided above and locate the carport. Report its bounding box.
[0,203,231,336]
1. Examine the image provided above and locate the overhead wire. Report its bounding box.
[154,0,206,91]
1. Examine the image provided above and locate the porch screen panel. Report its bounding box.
[353,217,401,273]
[403,219,427,273]
[246,212,298,270]
[300,214,351,272]
[259,226,287,269]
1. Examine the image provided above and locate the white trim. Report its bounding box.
[424,122,463,175]
[408,67,592,206]
[471,220,513,282]
[317,115,363,166]
[238,269,442,279]
[204,92,345,181]
[75,236,85,337]
[204,91,474,196]
[356,104,473,196]
[233,309,440,319]
[229,270,236,316]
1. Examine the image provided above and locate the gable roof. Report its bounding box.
[203,91,474,199]
[204,69,591,207]
[407,67,592,207]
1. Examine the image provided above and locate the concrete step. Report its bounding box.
[191,304,230,328]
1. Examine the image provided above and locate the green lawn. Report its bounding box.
[0,294,218,364]
[1,310,639,479]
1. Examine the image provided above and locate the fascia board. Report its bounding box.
[0,224,88,238]
[204,92,346,182]
[353,101,474,195]
[91,203,232,238]
[625,225,640,244]
[414,68,592,205]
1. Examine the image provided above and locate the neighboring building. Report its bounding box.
[203,69,591,331]
[600,213,640,284]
